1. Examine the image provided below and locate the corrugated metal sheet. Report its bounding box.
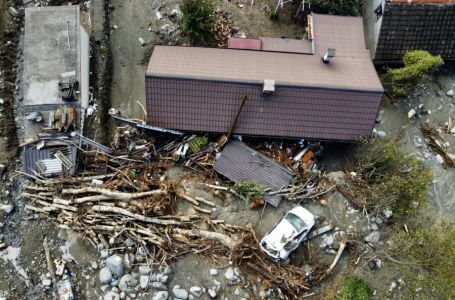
[375,3,455,61]
[214,141,294,207]
[23,142,77,176]
[36,159,63,176]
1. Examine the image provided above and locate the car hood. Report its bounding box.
[262,219,297,252]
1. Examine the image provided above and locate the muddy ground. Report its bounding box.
[0,0,454,299]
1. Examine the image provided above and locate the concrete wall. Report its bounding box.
[362,0,384,59]
[80,26,90,110]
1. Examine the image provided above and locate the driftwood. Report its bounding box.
[43,238,58,298]
[91,205,182,225]
[173,228,236,248]
[318,240,347,282]
[62,187,165,200]
[193,206,212,214]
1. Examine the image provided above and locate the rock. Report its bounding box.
[138,37,146,46]
[374,129,386,138]
[99,267,113,284]
[124,253,135,269]
[8,7,19,17]
[152,291,169,300]
[368,260,375,270]
[100,284,110,292]
[189,286,202,297]
[447,89,454,97]
[209,269,217,276]
[100,249,109,259]
[159,266,172,275]
[0,204,14,214]
[319,199,327,206]
[118,274,137,292]
[375,258,383,269]
[156,11,163,21]
[326,249,337,255]
[389,281,397,292]
[92,261,98,269]
[365,231,380,244]
[414,136,423,148]
[370,223,379,231]
[169,9,181,17]
[435,154,444,164]
[326,171,346,183]
[233,288,240,296]
[140,275,149,289]
[42,279,51,287]
[120,291,126,299]
[208,289,217,298]
[124,238,134,247]
[151,282,167,291]
[106,255,125,276]
[138,265,151,275]
[375,217,384,225]
[408,109,417,119]
[172,285,188,299]
[224,267,235,280]
[156,273,168,283]
[383,209,393,219]
[259,290,267,298]
[0,163,6,175]
[323,235,334,247]
[62,253,73,263]
[104,291,120,300]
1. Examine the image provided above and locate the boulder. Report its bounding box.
[152,291,169,300]
[151,281,167,291]
[106,255,124,276]
[365,231,380,244]
[140,275,149,289]
[172,285,188,299]
[118,274,137,292]
[209,269,217,276]
[224,267,235,280]
[99,267,113,284]
[138,265,151,275]
[189,286,202,297]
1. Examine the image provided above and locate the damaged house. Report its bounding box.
[22,5,89,176]
[365,0,455,63]
[145,13,383,142]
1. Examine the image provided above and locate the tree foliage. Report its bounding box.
[340,276,373,300]
[385,50,444,97]
[353,139,432,216]
[309,0,365,16]
[180,0,215,45]
[233,181,266,200]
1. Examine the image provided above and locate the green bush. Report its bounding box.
[385,50,444,97]
[309,0,365,16]
[180,0,215,45]
[233,181,265,200]
[340,276,373,300]
[391,221,455,299]
[352,139,432,216]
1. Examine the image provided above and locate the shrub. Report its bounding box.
[233,181,265,200]
[180,0,215,45]
[340,276,373,300]
[390,220,455,299]
[309,0,365,16]
[350,139,432,216]
[385,50,444,97]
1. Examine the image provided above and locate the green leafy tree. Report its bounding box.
[340,276,373,300]
[309,0,365,16]
[180,0,215,45]
[385,50,444,97]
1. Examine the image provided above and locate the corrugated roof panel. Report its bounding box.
[214,141,294,207]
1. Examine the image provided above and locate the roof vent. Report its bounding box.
[263,79,275,94]
[323,48,336,63]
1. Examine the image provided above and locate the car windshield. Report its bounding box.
[284,213,307,231]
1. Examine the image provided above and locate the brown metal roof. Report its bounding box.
[228,38,262,50]
[214,141,294,207]
[260,37,313,54]
[311,13,370,59]
[147,46,382,92]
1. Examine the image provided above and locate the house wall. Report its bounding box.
[145,77,383,141]
[80,26,90,110]
[375,3,455,62]
[362,0,384,59]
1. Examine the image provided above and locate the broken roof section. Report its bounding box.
[23,5,89,112]
[214,141,294,207]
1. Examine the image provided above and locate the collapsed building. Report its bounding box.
[22,5,89,176]
[145,13,384,142]
[365,0,455,63]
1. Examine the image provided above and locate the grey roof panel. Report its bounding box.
[214,141,294,207]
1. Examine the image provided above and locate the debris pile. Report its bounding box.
[421,121,455,167]
[213,9,235,48]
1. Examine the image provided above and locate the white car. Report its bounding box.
[260,206,315,262]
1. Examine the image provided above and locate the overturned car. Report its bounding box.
[260,206,315,262]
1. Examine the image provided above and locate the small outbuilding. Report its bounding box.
[146,13,383,141]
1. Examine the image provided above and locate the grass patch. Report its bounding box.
[340,276,373,300]
[390,220,455,299]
